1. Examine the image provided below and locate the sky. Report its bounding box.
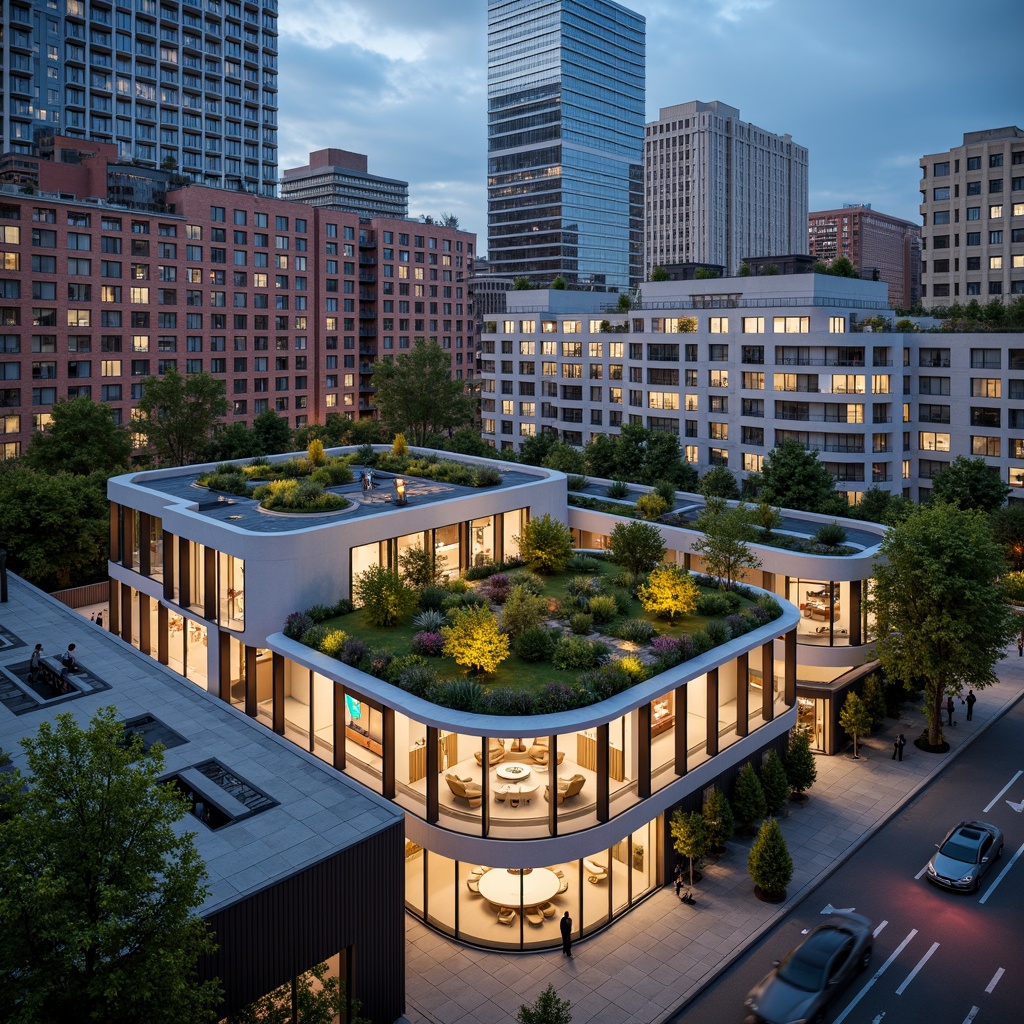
[277,0,1023,253]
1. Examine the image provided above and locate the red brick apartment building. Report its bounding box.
[807,204,921,311]
[0,138,475,459]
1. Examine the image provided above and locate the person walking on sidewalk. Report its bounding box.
[965,689,977,721]
[560,911,573,957]
[1018,632,1023,657]
[892,733,906,761]
[946,694,956,726]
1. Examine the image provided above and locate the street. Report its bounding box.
[671,697,1024,1023]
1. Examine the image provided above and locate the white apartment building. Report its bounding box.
[479,274,1024,503]
[644,100,808,278]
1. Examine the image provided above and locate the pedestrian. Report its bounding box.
[60,642,78,675]
[673,857,684,898]
[560,910,573,957]
[1018,632,1023,657]
[892,733,906,762]
[965,689,976,721]
[945,694,955,726]
[96,611,103,629]
[28,643,43,682]
[361,470,369,492]
[89,611,95,623]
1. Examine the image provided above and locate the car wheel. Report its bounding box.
[973,875,981,893]
[860,947,872,972]
[996,843,1004,860]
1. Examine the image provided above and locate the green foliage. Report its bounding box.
[370,339,476,445]
[653,478,677,505]
[990,503,1024,571]
[747,818,793,896]
[433,677,485,712]
[670,809,708,887]
[607,478,630,499]
[738,262,751,277]
[227,960,369,1024]
[552,634,604,670]
[650,265,670,282]
[931,455,1010,513]
[441,605,510,674]
[849,486,911,526]
[569,612,593,635]
[694,266,721,280]
[0,708,220,1024]
[512,276,534,290]
[760,750,790,816]
[895,318,916,332]
[861,673,888,731]
[873,501,1017,746]
[516,513,574,574]
[587,594,618,625]
[676,315,698,332]
[551,275,567,290]
[702,786,735,849]
[199,469,252,496]
[751,501,783,535]
[353,564,417,627]
[254,478,349,513]
[839,692,872,756]
[732,762,768,833]
[637,564,699,621]
[137,368,229,466]
[698,466,740,499]
[813,522,848,548]
[617,293,632,312]
[760,439,844,515]
[785,727,817,797]
[636,492,669,520]
[517,983,572,1024]
[1001,571,1024,603]
[691,498,762,590]
[319,629,348,659]
[518,431,557,467]
[567,474,589,491]
[512,625,558,662]
[608,519,665,575]
[541,441,586,475]
[614,617,657,644]
[250,409,294,455]
[23,396,133,476]
[307,438,326,466]
[399,543,448,591]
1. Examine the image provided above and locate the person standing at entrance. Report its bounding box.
[892,733,905,761]
[965,689,977,721]
[560,911,573,957]
[946,695,956,726]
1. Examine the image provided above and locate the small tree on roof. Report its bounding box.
[515,513,574,574]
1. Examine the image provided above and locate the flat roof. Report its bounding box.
[0,575,402,917]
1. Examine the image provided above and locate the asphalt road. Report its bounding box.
[670,699,1024,1024]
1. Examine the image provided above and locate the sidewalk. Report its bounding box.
[401,647,1024,1024]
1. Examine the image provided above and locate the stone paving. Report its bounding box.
[401,646,1024,1024]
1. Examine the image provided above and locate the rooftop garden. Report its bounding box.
[281,515,783,716]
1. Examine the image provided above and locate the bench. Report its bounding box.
[38,657,78,695]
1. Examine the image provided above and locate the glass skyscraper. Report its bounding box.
[487,0,645,291]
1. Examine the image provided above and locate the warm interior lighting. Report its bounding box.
[394,477,407,505]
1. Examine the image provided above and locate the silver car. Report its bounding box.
[926,820,1004,892]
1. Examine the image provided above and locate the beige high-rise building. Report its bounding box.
[919,126,1024,309]
[644,100,808,278]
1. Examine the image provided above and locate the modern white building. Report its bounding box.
[478,275,1024,503]
[106,448,885,953]
[645,101,809,278]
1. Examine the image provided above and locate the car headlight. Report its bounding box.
[960,873,974,884]
[926,863,936,875]
[744,996,756,1010]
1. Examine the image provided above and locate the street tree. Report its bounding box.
[137,368,229,466]
[371,340,476,445]
[760,749,790,816]
[608,520,665,576]
[227,961,369,1024]
[990,502,1024,571]
[747,818,793,899]
[637,564,699,622]
[872,501,1017,747]
[22,397,132,476]
[784,727,817,801]
[732,762,767,834]
[690,497,762,590]
[670,808,708,888]
[250,409,294,455]
[0,707,220,1024]
[759,439,843,515]
[702,785,735,852]
[838,691,872,758]
[517,984,572,1024]
[931,455,1010,513]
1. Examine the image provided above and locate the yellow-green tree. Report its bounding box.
[306,438,326,466]
[441,605,510,674]
[637,565,699,621]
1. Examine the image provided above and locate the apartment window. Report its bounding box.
[709,317,729,333]
[971,436,1000,457]
[708,370,728,388]
[742,317,764,333]
[990,179,1004,194]
[919,431,950,452]
[970,407,1000,428]
[829,317,846,333]
[933,187,950,201]
[933,162,950,176]
[989,231,1003,244]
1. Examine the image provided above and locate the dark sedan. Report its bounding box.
[925,820,1004,892]
[744,912,873,1024]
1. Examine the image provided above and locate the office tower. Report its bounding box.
[0,0,279,197]
[644,100,808,277]
[919,126,1024,308]
[808,204,922,311]
[486,0,645,292]
[282,149,409,219]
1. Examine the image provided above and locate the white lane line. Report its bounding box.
[961,1007,980,1024]
[873,919,889,938]
[984,769,1022,813]
[895,941,940,995]
[985,968,1004,994]
[978,840,1024,905]
[914,862,929,880]
[833,929,917,1024]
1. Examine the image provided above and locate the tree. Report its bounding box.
[698,465,740,499]
[635,492,668,520]
[691,497,762,590]
[583,433,618,478]
[850,486,911,526]
[759,439,843,515]
[22,397,132,476]
[650,266,670,281]
[861,673,888,732]
[872,502,1017,747]
[517,984,572,1024]
[637,564,699,621]
[371,339,476,445]
[518,431,558,467]
[541,441,586,475]
[353,564,417,627]
[441,605,510,674]
[931,455,1010,514]
[250,409,294,455]
[991,502,1024,571]
[0,708,220,1024]
[516,513,574,574]
[670,809,708,888]
[702,786,735,851]
[751,500,783,536]
[608,520,665,576]
[829,255,857,278]
[747,818,793,898]
[551,275,567,290]
[137,368,229,466]
[838,691,872,758]
[228,961,369,1024]
[513,276,534,290]
[760,750,790,817]
[784,727,817,801]
[732,762,767,834]
[399,542,447,591]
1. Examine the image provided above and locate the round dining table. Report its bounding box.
[477,867,559,907]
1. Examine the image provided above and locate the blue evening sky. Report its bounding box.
[277,0,1023,252]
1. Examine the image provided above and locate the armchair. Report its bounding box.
[544,773,585,805]
[527,738,565,767]
[474,737,506,767]
[444,772,483,809]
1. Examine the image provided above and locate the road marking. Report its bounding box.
[961,1007,980,1024]
[985,968,1004,993]
[873,920,888,938]
[984,769,1022,812]
[895,941,939,995]
[832,929,917,1024]
[821,902,856,914]
[978,840,1024,905]
[871,1014,886,1023]
[914,862,929,880]
[1007,798,1024,813]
